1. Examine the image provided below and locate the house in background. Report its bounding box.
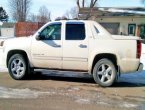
[79,7,145,39]
[0,23,15,37]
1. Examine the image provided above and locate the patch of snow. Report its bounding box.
[141,55,145,70]
[122,102,138,108]
[68,87,80,92]
[142,43,145,54]
[99,8,145,15]
[0,86,54,99]
[0,66,8,72]
[0,86,140,109]
[0,37,15,40]
[0,21,3,26]
[97,101,110,106]
[75,98,91,104]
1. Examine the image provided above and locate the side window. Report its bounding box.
[94,26,100,33]
[66,23,86,40]
[40,23,61,40]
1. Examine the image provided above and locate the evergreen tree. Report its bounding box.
[0,7,8,22]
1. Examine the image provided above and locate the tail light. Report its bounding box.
[137,41,142,58]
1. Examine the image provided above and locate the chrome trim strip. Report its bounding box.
[33,56,88,62]
[63,57,88,62]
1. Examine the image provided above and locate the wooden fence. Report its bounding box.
[15,22,45,37]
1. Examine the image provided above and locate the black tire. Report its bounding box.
[8,54,29,80]
[93,58,117,87]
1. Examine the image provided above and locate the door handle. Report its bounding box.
[52,44,61,48]
[79,44,87,48]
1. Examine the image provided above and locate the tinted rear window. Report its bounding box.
[66,23,85,40]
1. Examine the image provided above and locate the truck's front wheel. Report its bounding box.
[8,54,28,80]
[93,59,117,87]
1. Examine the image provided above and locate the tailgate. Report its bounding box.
[0,46,3,66]
[141,44,145,70]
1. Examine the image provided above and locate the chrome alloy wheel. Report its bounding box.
[10,58,26,78]
[97,64,114,84]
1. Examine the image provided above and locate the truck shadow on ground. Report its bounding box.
[113,71,145,87]
[29,70,95,84]
[28,70,145,88]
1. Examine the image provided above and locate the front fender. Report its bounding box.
[2,37,32,68]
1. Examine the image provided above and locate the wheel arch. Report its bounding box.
[7,50,29,68]
[91,53,118,74]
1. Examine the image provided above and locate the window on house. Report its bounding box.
[65,23,86,40]
[128,24,136,36]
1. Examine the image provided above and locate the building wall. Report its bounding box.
[95,16,145,36]
[1,28,15,37]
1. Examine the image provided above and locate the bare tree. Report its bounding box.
[55,16,67,21]
[37,6,51,23]
[65,7,79,19]
[76,0,99,20]
[65,11,71,19]
[82,0,85,7]
[77,0,98,8]
[28,13,38,22]
[28,6,51,23]
[77,0,81,8]
[70,7,79,19]
[8,0,32,22]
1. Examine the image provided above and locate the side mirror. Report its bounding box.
[36,34,41,40]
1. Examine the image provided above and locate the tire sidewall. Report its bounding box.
[8,54,27,80]
[93,58,117,87]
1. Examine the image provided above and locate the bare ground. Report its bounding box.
[0,70,145,110]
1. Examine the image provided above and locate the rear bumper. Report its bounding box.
[137,63,143,72]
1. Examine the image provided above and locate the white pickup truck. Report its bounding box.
[0,20,143,87]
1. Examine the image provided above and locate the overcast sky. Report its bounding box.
[0,0,144,21]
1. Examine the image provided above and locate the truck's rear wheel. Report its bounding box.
[8,54,28,80]
[93,59,117,87]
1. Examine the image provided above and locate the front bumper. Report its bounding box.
[137,63,144,72]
